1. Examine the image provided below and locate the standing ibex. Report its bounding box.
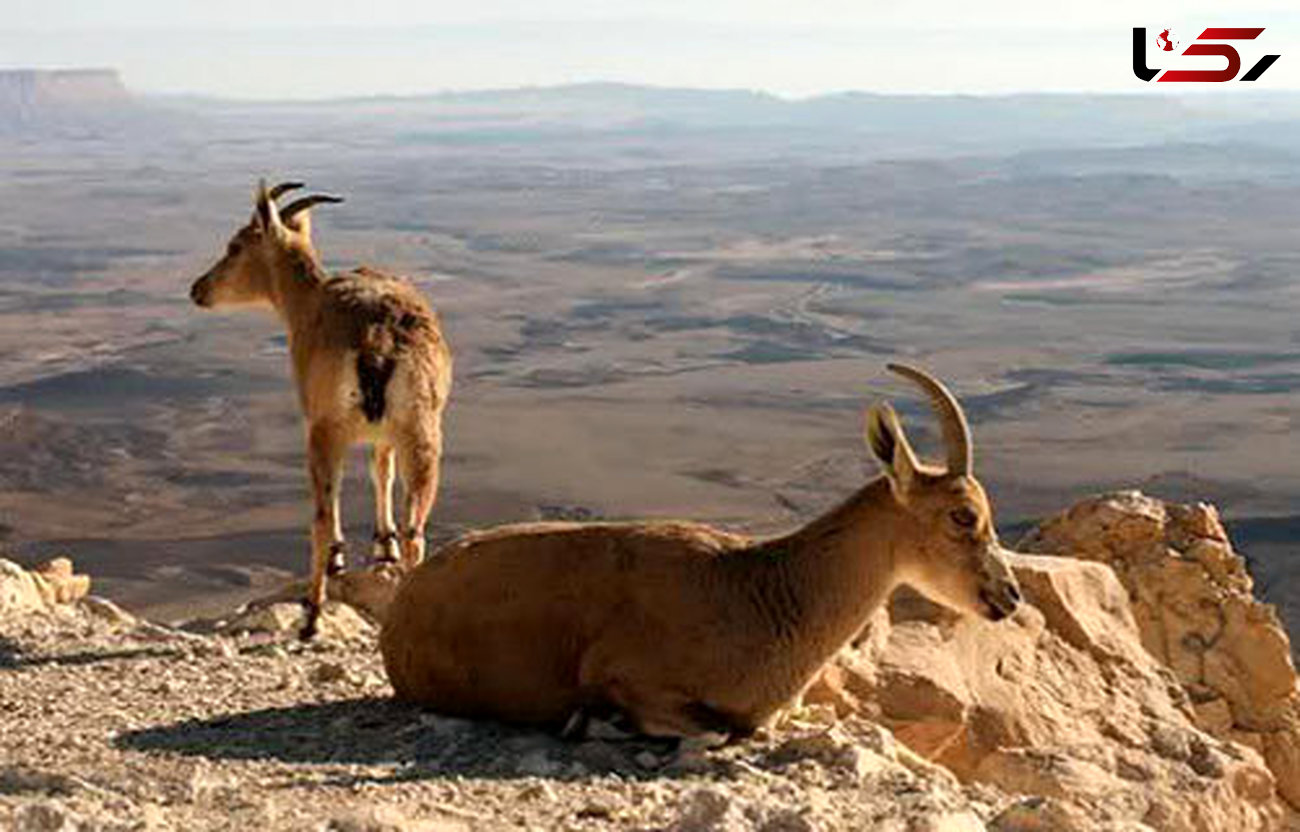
[381,364,1019,739]
[190,181,452,640]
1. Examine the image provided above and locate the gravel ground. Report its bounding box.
[0,599,999,831]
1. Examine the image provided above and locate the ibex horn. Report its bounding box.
[280,194,344,224]
[887,363,972,476]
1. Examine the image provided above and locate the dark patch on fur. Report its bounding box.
[315,265,444,424]
[327,542,348,575]
[357,351,395,423]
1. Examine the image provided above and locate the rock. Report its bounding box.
[772,725,888,783]
[0,767,82,797]
[30,558,90,605]
[0,558,90,615]
[517,781,557,802]
[909,814,987,832]
[634,750,663,770]
[12,803,79,832]
[236,564,406,626]
[988,796,1095,832]
[816,545,1291,830]
[0,560,51,614]
[514,748,564,778]
[309,661,353,686]
[668,788,746,832]
[222,601,375,642]
[325,806,469,832]
[79,596,137,626]
[758,808,818,832]
[1020,491,1300,810]
[325,565,407,624]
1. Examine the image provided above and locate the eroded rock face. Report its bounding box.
[809,549,1293,830]
[0,558,90,614]
[1020,492,1300,810]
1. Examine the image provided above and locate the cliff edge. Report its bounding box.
[0,69,132,127]
[2,491,1298,830]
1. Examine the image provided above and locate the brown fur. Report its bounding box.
[380,366,1020,739]
[190,181,452,639]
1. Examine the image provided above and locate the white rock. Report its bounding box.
[0,559,46,615]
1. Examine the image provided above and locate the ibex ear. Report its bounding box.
[252,180,284,237]
[866,403,918,502]
[284,210,312,242]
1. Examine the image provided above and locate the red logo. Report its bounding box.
[1133,27,1280,82]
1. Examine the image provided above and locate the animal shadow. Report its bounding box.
[116,697,697,783]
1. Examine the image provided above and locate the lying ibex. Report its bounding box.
[381,364,1020,739]
[190,180,452,639]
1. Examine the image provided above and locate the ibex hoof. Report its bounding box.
[371,531,401,565]
[326,542,348,576]
[299,600,321,641]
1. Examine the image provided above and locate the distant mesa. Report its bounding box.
[0,68,131,125]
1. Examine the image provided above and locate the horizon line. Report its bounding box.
[8,70,1294,105]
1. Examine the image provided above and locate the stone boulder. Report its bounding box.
[216,600,376,644]
[808,551,1292,830]
[0,557,90,614]
[179,563,405,641]
[1020,492,1300,810]
[237,563,405,625]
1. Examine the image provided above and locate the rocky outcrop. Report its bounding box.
[808,548,1292,830]
[1020,492,1300,810]
[0,557,90,613]
[3,492,1299,830]
[0,69,130,125]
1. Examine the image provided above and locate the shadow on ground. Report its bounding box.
[116,698,694,782]
[0,635,186,670]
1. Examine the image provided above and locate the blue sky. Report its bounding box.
[4,1,1298,98]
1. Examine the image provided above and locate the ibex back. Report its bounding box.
[190,180,452,639]
[381,364,1019,739]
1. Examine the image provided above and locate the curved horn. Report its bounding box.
[268,181,305,201]
[280,194,344,224]
[887,362,972,476]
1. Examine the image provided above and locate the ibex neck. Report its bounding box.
[746,479,904,658]
[266,246,328,331]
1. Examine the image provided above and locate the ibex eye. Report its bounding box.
[950,508,978,528]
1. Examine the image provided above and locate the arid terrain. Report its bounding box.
[3,491,1298,830]
[1,72,1299,643]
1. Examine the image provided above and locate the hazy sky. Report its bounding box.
[4,0,1299,98]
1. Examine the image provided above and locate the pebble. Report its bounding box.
[311,661,351,685]
[517,781,558,802]
[635,750,663,770]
